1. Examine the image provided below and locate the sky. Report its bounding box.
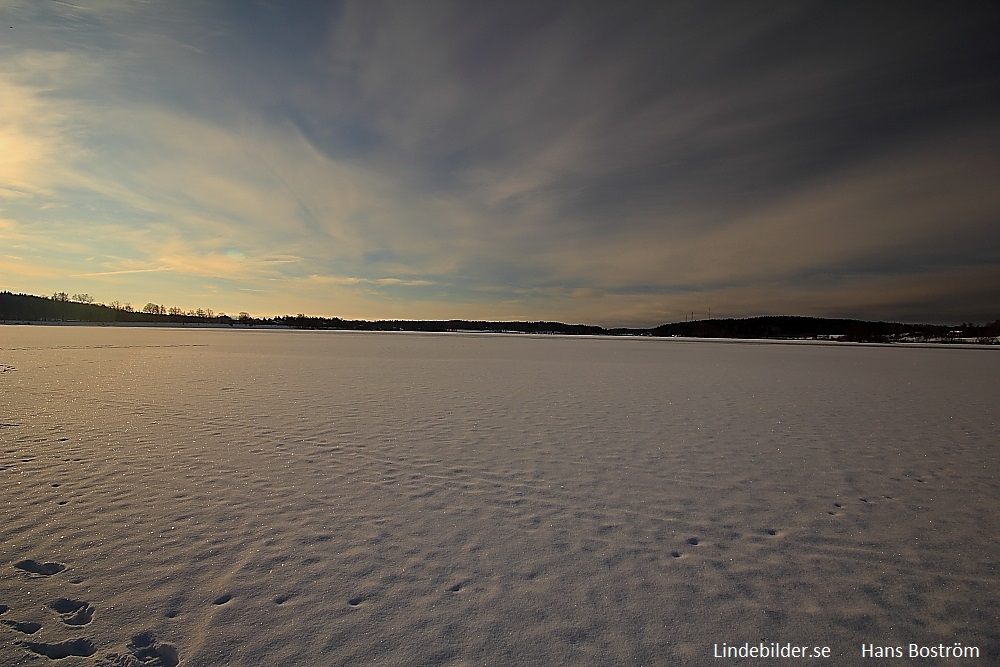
[1,1,998,327]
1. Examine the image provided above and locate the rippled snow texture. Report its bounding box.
[1,327,998,665]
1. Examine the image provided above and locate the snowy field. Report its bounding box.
[1,326,997,666]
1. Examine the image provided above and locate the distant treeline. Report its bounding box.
[2,291,998,342]
[0,292,615,334]
[273,314,611,335]
[0,291,217,325]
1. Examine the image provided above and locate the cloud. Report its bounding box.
[72,267,170,277]
[539,130,1000,286]
[307,274,437,288]
[310,3,999,290]
[0,55,87,199]
[2,1,998,324]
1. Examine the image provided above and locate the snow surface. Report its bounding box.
[1,327,998,665]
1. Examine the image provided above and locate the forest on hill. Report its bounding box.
[649,316,999,343]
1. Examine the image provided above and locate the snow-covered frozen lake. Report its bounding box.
[1,326,997,665]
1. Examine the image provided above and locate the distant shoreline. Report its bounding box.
[3,319,997,350]
[2,291,997,345]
